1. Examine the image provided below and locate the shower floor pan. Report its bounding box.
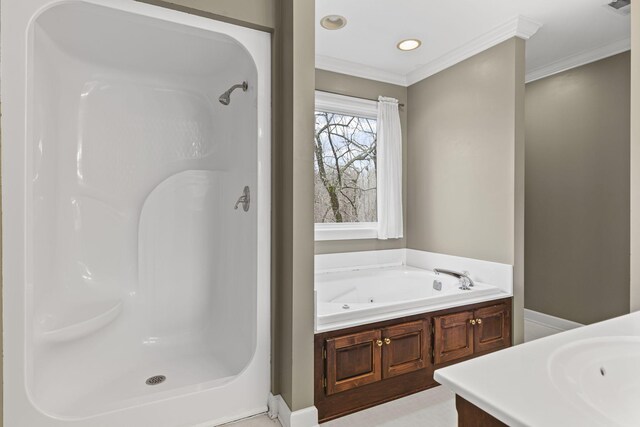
[49,352,237,417]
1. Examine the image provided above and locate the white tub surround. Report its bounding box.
[3,1,270,426]
[435,311,640,427]
[315,249,512,332]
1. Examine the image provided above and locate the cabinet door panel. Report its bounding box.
[326,329,382,395]
[382,320,429,379]
[433,311,474,365]
[474,304,511,354]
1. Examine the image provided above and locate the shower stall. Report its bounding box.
[2,1,271,426]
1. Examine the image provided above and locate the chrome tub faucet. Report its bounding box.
[433,268,474,290]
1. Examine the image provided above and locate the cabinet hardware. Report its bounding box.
[470,319,476,325]
[376,339,383,347]
[477,318,482,324]
[384,338,391,345]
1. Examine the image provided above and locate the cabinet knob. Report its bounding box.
[470,319,476,325]
[477,318,482,325]
[376,339,383,347]
[384,338,391,345]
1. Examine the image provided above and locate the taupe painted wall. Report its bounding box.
[631,0,640,312]
[525,52,631,325]
[138,0,316,411]
[138,0,276,31]
[275,0,316,411]
[314,69,407,254]
[406,38,526,343]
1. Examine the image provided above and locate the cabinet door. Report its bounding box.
[433,310,474,365]
[473,304,511,354]
[381,320,429,379]
[325,329,382,395]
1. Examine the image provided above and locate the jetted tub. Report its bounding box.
[315,265,505,331]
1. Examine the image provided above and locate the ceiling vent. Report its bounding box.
[606,0,631,16]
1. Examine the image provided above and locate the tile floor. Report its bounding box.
[524,318,564,342]
[321,386,456,427]
[225,386,456,427]
[227,320,563,427]
[221,414,281,427]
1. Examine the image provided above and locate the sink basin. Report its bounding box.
[548,336,640,427]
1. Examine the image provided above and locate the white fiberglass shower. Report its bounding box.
[2,1,270,426]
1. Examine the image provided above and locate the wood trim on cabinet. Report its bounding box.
[473,303,511,354]
[456,395,508,427]
[381,319,429,379]
[433,310,474,364]
[325,329,382,395]
[314,297,512,423]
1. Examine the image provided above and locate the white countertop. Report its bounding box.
[434,311,640,427]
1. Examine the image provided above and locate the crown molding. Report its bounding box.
[316,15,542,87]
[315,55,408,86]
[525,37,631,83]
[406,15,542,85]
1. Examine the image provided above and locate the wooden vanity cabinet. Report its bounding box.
[325,329,382,395]
[456,395,508,427]
[382,320,429,379]
[324,320,429,396]
[473,303,511,354]
[315,298,512,422]
[433,310,475,364]
[433,302,511,365]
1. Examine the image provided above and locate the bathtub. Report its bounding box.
[315,253,511,332]
[3,1,270,426]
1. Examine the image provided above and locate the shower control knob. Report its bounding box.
[234,186,251,212]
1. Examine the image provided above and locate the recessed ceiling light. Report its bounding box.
[320,15,347,30]
[397,39,422,51]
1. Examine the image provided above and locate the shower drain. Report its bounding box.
[145,375,166,386]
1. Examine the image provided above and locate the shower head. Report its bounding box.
[219,81,248,105]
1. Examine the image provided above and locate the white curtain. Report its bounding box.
[376,96,403,240]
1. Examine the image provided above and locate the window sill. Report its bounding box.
[314,223,378,241]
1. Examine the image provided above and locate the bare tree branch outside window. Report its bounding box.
[314,110,377,223]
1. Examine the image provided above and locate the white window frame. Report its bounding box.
[314,91,379,241]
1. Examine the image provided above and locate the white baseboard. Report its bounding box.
[524,309,583,331]
[268,394,319,427]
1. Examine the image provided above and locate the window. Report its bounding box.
[314,91,378,240]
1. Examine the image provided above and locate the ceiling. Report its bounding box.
[315,0,631,86]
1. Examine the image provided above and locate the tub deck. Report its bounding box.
[315,265,509,332]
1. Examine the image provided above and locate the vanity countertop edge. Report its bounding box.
[434,311,640,427]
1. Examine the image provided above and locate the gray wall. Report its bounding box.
[138,0,316,411]
[138,0,276,31]
[631,0,640,312]
[525,53,631,325]
[406,38,526,343]
[314,69,407,254]
[275,0,316,411]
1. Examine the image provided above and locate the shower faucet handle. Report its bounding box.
[234,186,251,212]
